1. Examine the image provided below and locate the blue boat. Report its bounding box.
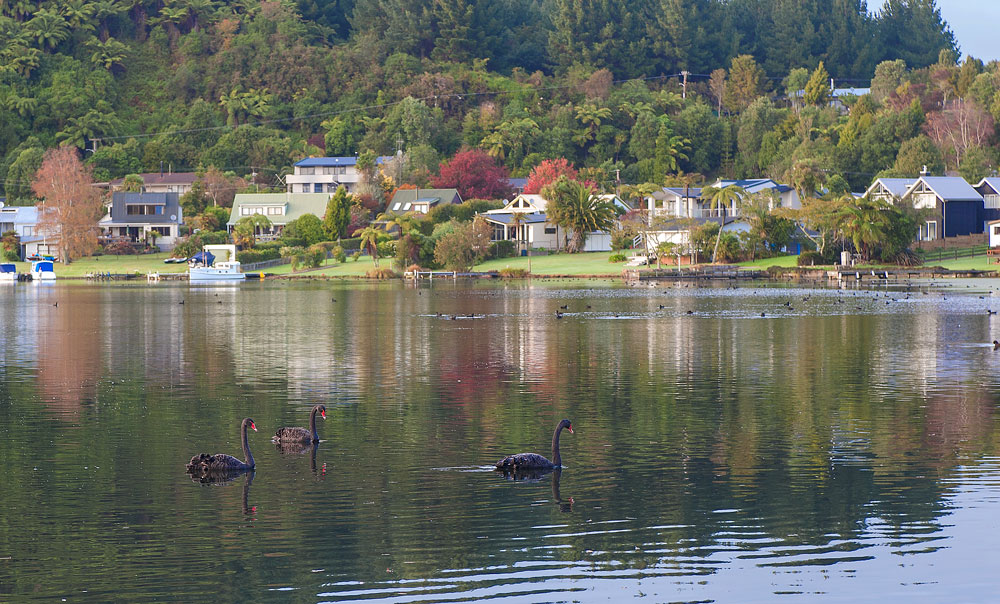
[30,260,56,281]
[0,263,17,282]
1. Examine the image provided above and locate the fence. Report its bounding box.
[918,244,990,263]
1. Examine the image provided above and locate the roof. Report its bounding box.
[865,178,916,199]
[0,205,38,224]
[227,193,332,225]
[905,176,982,202]
[507,177,528,190]
[109,172,198,187]
[662,187,703,198]
[480,212,550,225]
[975,177,1000,195]
[295,156,392,167]
[711,179,792,195]
[388,188,462,212]
[106,192,183,225]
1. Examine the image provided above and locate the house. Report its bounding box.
[0,204,55,259]
[643,216,750,252]
[108,172,198,195]
[988,219,1000,248]
[479,193,630,252]
[285,156,392,194]
[226,192,332,240]
[973,177,1000,225]
[648,187,703,218]
[709,179,801,211]
[900,176,984,241]
[864,178,916,203]
[386,188,462,215]
[506,177,528,194]
[99,192,184,250]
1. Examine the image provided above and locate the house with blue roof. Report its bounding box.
[480,193,629,252]
[285,156,393,194]
[702,178,802,217]
[865,178,916,203]
[901,176,984,241]
[0,204,55,259]
[974,177,1000,225]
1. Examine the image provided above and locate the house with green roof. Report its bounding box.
[226,192,332,241]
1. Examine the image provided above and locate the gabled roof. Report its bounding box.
[661,187,703,198]
[865,178,916,199]
[710,178,793,195]
[904,176,982,202]
[295,156,392,167]
[105,192,183,225]
[975,177,1000,196]
[227,193,332,225]
[388,188,462,213]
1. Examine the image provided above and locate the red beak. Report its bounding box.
[321,410,326,419]
[567,426,574,434]
[250,422,257,432]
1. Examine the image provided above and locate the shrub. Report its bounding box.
[366,267,399,279]
[339,236,362,251]
[236,248,281,264]
[489,239,516,259]
[105,240,139,255]
[352,251,361,262]
[499,267,528,278]
[797,251,825,266]
[609,252,628,263]
[333,245,346,263]
[376,240,396,258]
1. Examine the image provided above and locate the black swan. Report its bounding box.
[272,404,326,444]
[994,340,999,350]
[495,419,573,470]
[186,418,257,474]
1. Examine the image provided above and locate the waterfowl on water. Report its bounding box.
[495,419,574,471]
[186,418,257,474]
[273,405,326,444]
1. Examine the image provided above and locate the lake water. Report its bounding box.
[3,278,1000,603]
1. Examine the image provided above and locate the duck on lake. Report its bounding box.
[495,419,573,471]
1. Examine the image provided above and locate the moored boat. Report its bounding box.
[188,244,245,281]
[0,263,17,281]
[30,260,56,281]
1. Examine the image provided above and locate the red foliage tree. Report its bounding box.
[523,158,579,194]
[430,149,513,200]
[32,147,103,263]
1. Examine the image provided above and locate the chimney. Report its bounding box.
[160,161,164,178]
[920,165,929,176]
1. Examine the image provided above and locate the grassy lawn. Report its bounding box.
[927,255,998,272]
[474,251,623,275]
[267,255,377,277]
[9,252,188,277]
[735,255,800,269]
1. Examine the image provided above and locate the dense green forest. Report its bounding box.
[0,0,991,205]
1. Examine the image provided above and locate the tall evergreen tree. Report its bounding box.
[876,0,957,69]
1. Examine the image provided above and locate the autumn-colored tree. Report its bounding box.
[924,98,995,168]
[523,158,579,194]
[430,149,513,200]
[32,147,103,264]
[202,166,243,208]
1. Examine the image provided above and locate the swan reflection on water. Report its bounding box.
[496,467,573,513]
[185,471,257,516]
[274,441,327,477]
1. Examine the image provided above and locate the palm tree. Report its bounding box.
[358,225,381,268]
[87,37,128,71]
[573,103,612,146]
[700,185,745,263]
[60,0,96,31]
[543,177,617,253]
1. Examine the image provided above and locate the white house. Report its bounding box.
[864,178,916,203]
[0,204,55,259]
[285,156,392,194]
[480,193,630,252]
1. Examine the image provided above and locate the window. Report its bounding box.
[125,204,165,215]
[299,167,315,175]
[392,203,402,211]
[267,206,282,215]
[986,194,1000,209]
[403,203,411,210]
[544,226,557,234]
[993,225,1000,236]
[920,220,938,241]
[21,226,33,237]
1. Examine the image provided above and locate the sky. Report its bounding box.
[936,0,1000,62]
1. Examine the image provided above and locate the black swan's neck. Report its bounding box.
[551,425,564,467]
[310,407,320,440]
[242,421,254,468]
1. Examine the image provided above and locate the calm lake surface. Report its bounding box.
[3,278,1000,603]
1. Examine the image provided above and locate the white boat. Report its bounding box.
[0,263,17,281]
[30,260,56,281]
[188,244,245,281]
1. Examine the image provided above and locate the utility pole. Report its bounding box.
[681,71,689,100]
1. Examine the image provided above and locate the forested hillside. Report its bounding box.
[0,0,986,204]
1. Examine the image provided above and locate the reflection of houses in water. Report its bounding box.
[98,286,189,384]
